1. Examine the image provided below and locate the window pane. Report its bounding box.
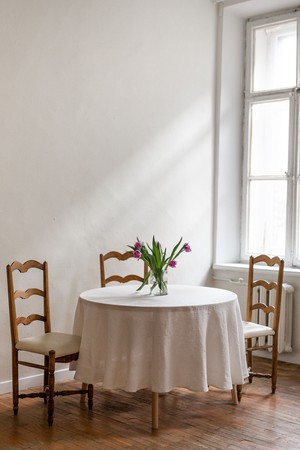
[247,180,286,255]
[250,100,289,176]
[253,20,297,91]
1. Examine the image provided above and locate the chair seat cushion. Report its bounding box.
[243,321,275,339]
[16,332,81,357]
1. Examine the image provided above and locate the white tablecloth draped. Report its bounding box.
[71,285,248,393]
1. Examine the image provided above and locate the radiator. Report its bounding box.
[254,283,294,354]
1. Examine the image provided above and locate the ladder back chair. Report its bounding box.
[242,254,284,395]
[6,259,93,426]
[100,250,148,287]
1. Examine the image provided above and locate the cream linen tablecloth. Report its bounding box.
[71,285,248,393]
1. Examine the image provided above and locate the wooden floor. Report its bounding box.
[0,357,299,449]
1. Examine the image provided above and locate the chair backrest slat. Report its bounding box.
[17,313,46,326]
[246,254,284,333]
[100,250,148,287]
[7,260,51,345]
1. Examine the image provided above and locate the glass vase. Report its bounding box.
[150,269,168,296]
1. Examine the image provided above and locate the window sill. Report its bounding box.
[213,262,300,282]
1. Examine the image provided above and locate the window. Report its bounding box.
[242,10,300,266]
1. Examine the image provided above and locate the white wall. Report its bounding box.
[0,0,216,392]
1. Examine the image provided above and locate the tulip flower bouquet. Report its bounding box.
[128,236,192,295]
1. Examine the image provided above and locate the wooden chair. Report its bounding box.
[100,250,148,287]
[6,260,93,426]
[241,254,284,395]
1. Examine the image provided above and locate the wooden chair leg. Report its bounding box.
[12,350,19,415]
[247,339,253,383]
[47,351,55,427]
[271,343,278,394]
[88,384,93,409]
[80,383,93,407]
[44,355,49,404]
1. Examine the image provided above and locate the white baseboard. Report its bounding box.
[0,368,76,395]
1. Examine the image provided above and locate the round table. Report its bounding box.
[71,285,248,428]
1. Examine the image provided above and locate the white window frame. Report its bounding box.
[241,9,300,267]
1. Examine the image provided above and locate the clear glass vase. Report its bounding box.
[150,269,168,296]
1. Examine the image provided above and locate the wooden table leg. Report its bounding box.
[152,392,159,429]
[81,383,87,403]
[231,385,238,405]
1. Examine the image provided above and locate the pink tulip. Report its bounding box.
[184,243,192,252]
[133,250,141,260]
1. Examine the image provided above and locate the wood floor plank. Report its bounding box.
[0,357,300,449]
